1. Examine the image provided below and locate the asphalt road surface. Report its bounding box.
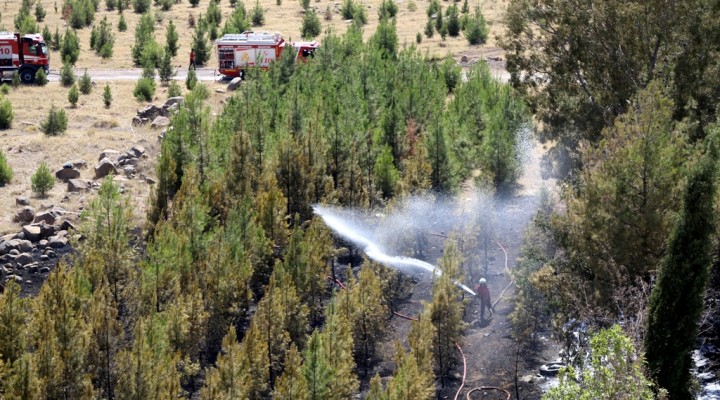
[46,67,223,82]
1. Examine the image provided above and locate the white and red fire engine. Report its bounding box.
[216,31,319,79]
[0,32,49,84]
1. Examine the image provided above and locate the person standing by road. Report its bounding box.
[476,278,495,321]
[189,49,196,70]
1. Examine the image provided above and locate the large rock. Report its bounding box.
[55,166,80,182]
[70,159,88,169]
[130,145,146,158]
[98,149,121,162]
[60,220,76,232]
[14,206,35,223]
[15,253,33,266]
[150,116,170,129]
[68,179,91,192]
[17,240,33,253]
[162,97,184,110]
[22,225,41,242]
[94,158,118,179]
[40,224,56,239]
[227,77,243,91]
[0,240,19,255]
[137,104,162,120]
[48,236,68,249]
[15,197,29,206]
[123,165,137,177]
[33,210,57,225]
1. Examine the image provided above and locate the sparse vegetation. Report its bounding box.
[168,80,182,97]
[186,67,197,90]
[464,6,488,45]
[60,62,76,86]
[31,162,55,198]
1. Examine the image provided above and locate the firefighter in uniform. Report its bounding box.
[476,278,495,321]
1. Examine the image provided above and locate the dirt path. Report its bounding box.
[46,68,220,82]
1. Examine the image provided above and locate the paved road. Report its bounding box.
[46,67,224,82]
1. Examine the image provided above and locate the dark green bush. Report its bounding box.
[0,95,13,129]
[41,105,68,136]
[133,77,156,101]
[0,149,12,186]
[31,162,54,198]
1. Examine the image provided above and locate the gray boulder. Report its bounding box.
[71,159,88,169]
[228,77,243,91]
[14,206,35,223]
[39,266,51,273]
[15,253,33,266]
[99,149,121,162]
[0,240,19,255]
[15,197,29,206]
[17,240,32,252]
[33,210,57,225]
[123,165,137,177]
[48,236,68,249]
[60,220,76,232]
[67,179,91,192]
[138,104,162,120]
[130,145,146,158]
[55,166,80,182]
[22,225,41,242]
[94,158,118,179]
[162,97,183,110]
[150,116,171,129]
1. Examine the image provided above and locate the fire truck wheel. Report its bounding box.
[19,69,35,84]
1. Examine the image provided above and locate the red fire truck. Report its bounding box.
[216,31,319,79]
[0,32,50,84]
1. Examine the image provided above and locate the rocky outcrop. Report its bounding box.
[68,179,91,192]
[14,206,34,223]
[55,163,81,182]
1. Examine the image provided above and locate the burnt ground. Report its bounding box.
[344,191,557,400]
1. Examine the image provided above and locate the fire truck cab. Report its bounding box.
[216,31,319,79]
[0,32,49,84]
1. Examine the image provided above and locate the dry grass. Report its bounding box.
[0,0,507,69]
[0,79,233,234]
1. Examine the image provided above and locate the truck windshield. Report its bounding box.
[40,43,48,56]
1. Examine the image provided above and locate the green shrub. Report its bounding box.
[61,28,80,64]
[68,84,79,107]
[464,7,488,45]
[41,105,68,136]
[0,149,12,186]
[407,0,416,12]
[90,16,114,58]
[166,20,179,56]
[168,80,182,97]
[299,0,310,10]
[158,49,176,85]
[0,95,13,129]
[0,85,9,95]
[31,162,54,198]
[416,32,422,43]
[35,68,48,86]
[11,71,20,88]
[106,0,117,11]
[118,13,127,31]
[186,67,197,90]
[103,84,112,108]
[446,4,460,37]
[378,0,398,19]
[79,70,92,94]
[252,1,265,25]
[60,62,75,86]
[301,9,321,39]
[35,2,47,22]
[133,77,156,101]
[133,0,151,13]
[42,26,52,44]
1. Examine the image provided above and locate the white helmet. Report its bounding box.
[479,278,486,284]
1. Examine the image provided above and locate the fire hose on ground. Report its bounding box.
[328,239,514,399]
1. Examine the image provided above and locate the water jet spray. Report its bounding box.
[313,204,477,296]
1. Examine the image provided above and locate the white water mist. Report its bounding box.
[313,204,477,296]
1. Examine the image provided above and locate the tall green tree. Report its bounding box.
[644,134,719,399]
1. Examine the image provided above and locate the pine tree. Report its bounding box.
[158,48,176,85]
[31,162,55,197]
[192,22,210,66]
[165,20,179,57]
[303,331,332,400]
[645,142,718,399]
[0,148,12,185]
[32,266,94,399]
[79,70,92,94]
[85,284,122,400]
[41,104,68,136]
[118,13,127,31]
[35,2,47,22]
[429,240,465,386]
[273,345,309,400]
[132,11,156,66]
[103,83,112,108]
[0,282,27,366]
[347,266,387,375]
[0,95,13,131]
[201,326,247,398]
[68,83,79,107]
